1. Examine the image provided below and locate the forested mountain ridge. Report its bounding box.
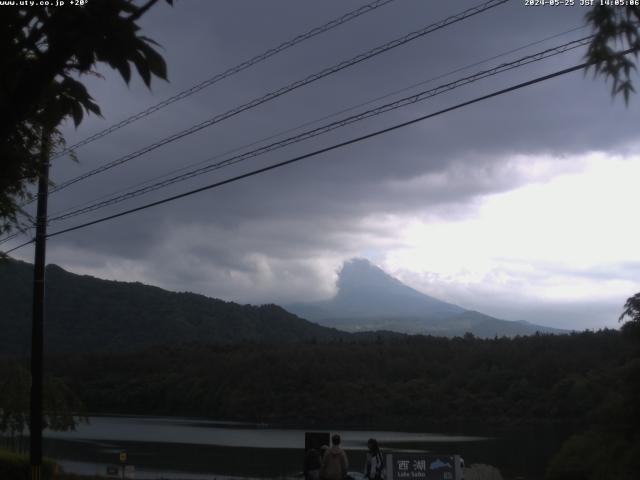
[286,258,564,337]
[0,258,562,355]
[0,259,351,354]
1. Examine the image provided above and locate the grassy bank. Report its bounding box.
[0,449,97,480]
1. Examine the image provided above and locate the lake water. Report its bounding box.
[42,416,568,479]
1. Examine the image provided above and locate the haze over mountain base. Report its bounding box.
[286,258,564,337]
[0,257,562,355]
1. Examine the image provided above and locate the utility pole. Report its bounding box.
[30,130,50,480]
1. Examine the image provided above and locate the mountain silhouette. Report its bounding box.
[0,258,358,354]
[286,258,563,337]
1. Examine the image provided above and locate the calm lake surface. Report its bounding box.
[43,416,569,479]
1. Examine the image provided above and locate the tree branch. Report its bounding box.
[128,0,161,22]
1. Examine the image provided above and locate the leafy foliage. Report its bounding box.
[0,362,85,454]
[546,430,640,480]
[545,357,640,480]
[586,6,640,102]
[0,448,57,480]
[542,296,640,480]
[0,0,172,234]
[619,292,640,337]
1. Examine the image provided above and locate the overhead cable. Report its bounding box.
[47,37,592,223]
[3,238,34,255]
[51,0,398,160]
[41,0,510,199]
[47,24,588,220]
[39,57,619,243]
[5,55,626,255]
[0,231,21,246]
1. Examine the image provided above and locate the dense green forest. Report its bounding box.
[23,330,632,427]
[0,259,357,354]
[1,329,639,478]
[0,259,563,349]
[30,329,638,479]
[0,259,556,355]
[2,255,639,478]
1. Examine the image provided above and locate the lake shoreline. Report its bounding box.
[40,414,569,480]
[77,411,582,438]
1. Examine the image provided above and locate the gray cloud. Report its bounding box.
[10,0,640,328]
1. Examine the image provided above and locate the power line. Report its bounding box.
[47,24,588,221]
[47,37,592,224]
[37,58,611,244]
[0,21,584,247]
[0,231,22,246]
[39,0,510,200]
[51,0,398,160]
[3,238,34,255]
[3,56,622,256]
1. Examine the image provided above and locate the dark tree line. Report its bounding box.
[24,326,637,479]
[0,361,85,454]
[2,316,639,478]
[20,329,633,430]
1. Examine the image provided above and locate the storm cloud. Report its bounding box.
[8,0,640,329]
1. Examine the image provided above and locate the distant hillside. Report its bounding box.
[0,259,351,354]
[286,258,564,337]
[295,257,464,319]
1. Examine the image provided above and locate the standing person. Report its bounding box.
[304,446,322,480]
[320,434,349,480]
[364,438,385,480]
[320,444,329,460]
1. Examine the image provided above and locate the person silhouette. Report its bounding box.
[320,434,348,480]
[364,438,385,480]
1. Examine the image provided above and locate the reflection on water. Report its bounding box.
[45,416,485,448]
[42,416,567,480]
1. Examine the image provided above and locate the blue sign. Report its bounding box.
[390,454,457,480]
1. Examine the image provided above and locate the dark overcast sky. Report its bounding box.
[8,0,640,329]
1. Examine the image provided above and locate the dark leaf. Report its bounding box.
[84,99,102,117]
[70,101,84,128]
[138,40,167,81]
[132,50,152,87]
[115,58,132,84]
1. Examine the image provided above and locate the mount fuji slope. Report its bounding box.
[285,258,564,337]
